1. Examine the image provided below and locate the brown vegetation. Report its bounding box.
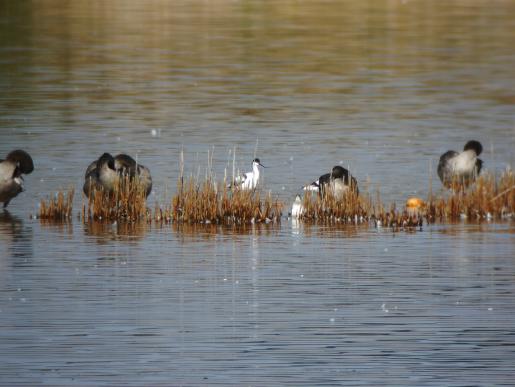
[427,169,515,222]
[38,187,75,221]
[163,176,282,224]
[82,175,149,222]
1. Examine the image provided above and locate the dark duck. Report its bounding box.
[0,150,34,208]
[304,165,358,197]
[83,153,152,198]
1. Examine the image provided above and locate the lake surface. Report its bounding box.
[1,1,514,385]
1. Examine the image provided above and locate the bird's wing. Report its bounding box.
[84,160,97,178]
[437,150,459,182]
[476,158,483,175]
[233,172,249,185]
[114,154,137,176]
[318,173,331,186]
[136,164,153,197]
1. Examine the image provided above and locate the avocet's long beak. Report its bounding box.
[259,162,266,168]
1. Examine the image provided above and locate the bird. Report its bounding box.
[0,150,34,208]
[291,194,305,218]
[83,153,152,198]
[230,158,265,190]
[303,166,358,197]
[437,140,483,189]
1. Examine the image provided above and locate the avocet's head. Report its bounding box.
[463,140,483,155]
[252,158,265,168]
[97,153,116,171]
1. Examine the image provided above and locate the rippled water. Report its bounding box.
[1,1,515,385]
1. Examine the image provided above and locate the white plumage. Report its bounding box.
[231,158,265,190]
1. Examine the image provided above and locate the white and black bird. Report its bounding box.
[303,165,358,197]
[83,153,152,198]
[230,158,265,190]
[0,150,34,208]
[437,140,483,189]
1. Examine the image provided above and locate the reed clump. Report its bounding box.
[83,175,149,222]
[427,169,515,221]
[299,189,371,224]
[168,176,282,224]
[38,187,75,221]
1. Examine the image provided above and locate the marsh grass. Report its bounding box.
[299,189,370,223]
[38,161,513,229]
[165,175,282,224]
[83,175,149,222]
[38,187,74,221]
[427,169,515,221]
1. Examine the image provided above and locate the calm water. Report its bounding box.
[1,1,515,385]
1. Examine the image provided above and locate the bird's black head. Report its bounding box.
[97,153,116,170]
[331,166,348,180]
[463,140,483,155]
[253,158,265,167]
[6,150,34,174]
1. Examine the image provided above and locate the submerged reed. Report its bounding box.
[38,187,75,221]
[83,175,149,222]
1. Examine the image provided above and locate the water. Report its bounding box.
[1,1,515,385]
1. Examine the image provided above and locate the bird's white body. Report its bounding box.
[291,195,304,218]
[328,178,349,199]
[449,150,478,176]
[234,160,262,190]
[303,180,320,192]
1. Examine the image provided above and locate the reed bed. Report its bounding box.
[163,176,283,224]
[295,169,513,228]
[427,169,515,221]
[37,160,513,229]
[38,187,74,221]
[82,175,149,222]
[297,190,424,229]
[299,189,370,224]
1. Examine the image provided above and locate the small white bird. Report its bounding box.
[231,158,265,190]
[437,140,483,189]
[291,195,305,218]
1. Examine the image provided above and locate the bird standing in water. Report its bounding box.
[83,153,152,198]
[304,165,358,198]
[231,158,265,190]
[437,140,483,189]
[0,150,34,208]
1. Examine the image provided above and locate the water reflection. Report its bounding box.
[172,221,281,241]
[0,210,33,266]
[83,220,147,242]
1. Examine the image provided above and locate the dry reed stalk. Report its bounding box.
[299,189,371,224]
[427,169,515,221]
[38,187,75,221]
[169,175,282,224]
[83,175,149,222]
